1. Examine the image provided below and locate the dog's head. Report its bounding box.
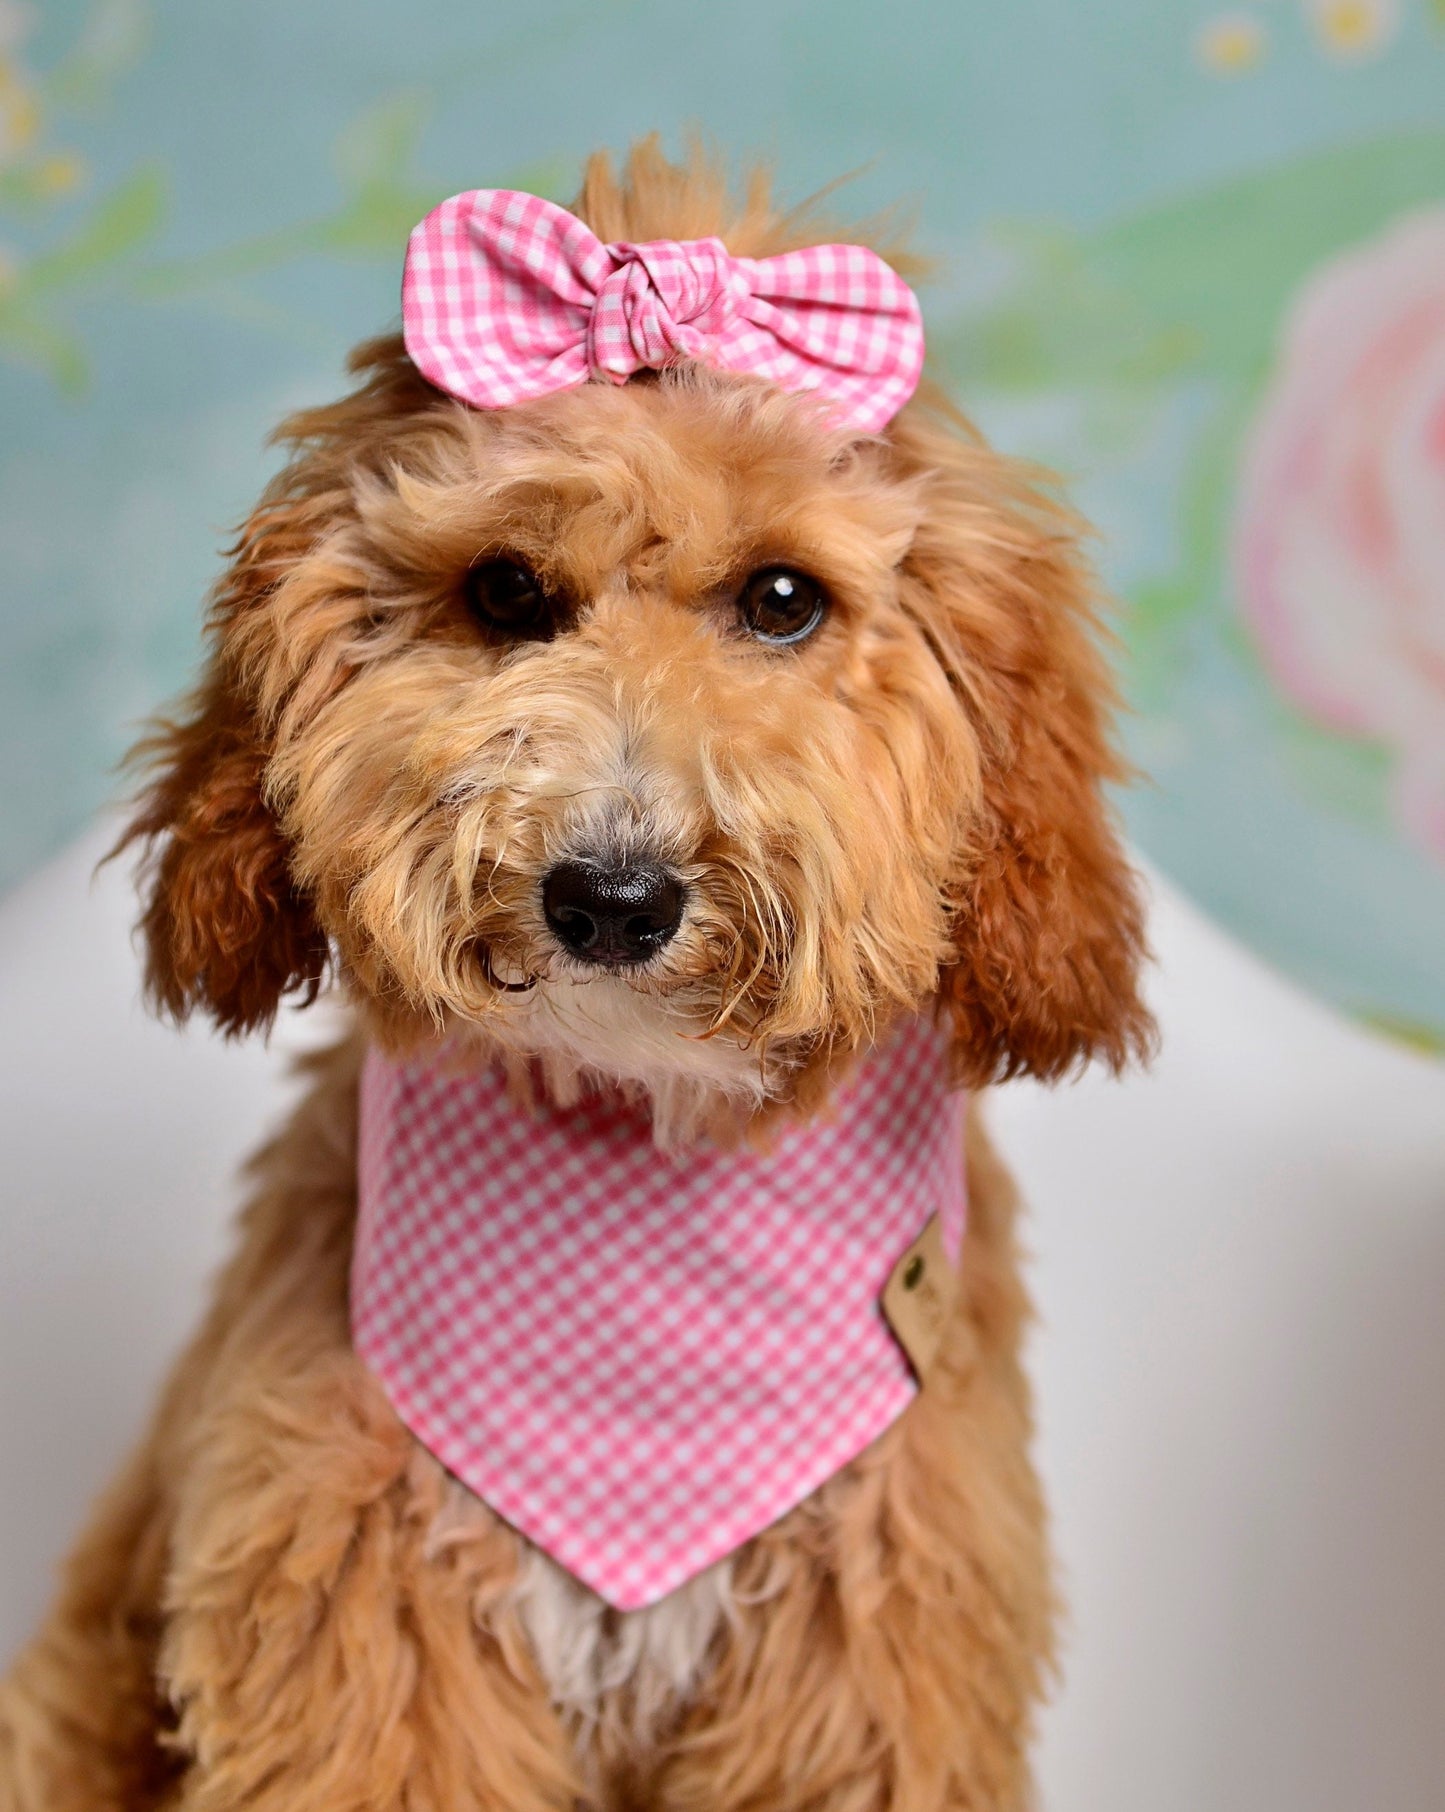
[120,143,1152,1131]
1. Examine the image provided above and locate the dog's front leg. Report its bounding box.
[156,1342,582,1812]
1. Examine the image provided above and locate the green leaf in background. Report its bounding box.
[0,168,166,390]
[24,166,166,291]
[933,222,1201,398]
[1092,130,1445,382]
[0,303,88,390]
[940,131,1445,402]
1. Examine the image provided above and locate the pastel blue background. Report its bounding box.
[4,0,1443,1045]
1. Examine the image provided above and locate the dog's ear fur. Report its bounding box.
[116,511,330,1037]
[893,399,1155,1086]
[115,481,345,1036]
[118,664,329,1038]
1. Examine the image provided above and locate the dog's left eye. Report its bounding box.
[463,558,556,639]
[737,568,828,645]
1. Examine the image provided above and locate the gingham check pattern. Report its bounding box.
[402,189,925,434]
[352,1015,967,1609]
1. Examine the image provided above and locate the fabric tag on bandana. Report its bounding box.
[881,1212,959,1377]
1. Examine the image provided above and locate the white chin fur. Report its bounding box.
[488,973,776,1145]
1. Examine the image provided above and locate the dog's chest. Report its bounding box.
[507,1543,735,1740]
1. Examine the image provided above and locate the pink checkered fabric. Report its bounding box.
[352,1015,967,1609]
[401,189,925,434]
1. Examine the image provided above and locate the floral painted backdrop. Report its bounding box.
[3,0,1443,1050]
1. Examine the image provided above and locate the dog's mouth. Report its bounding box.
[433,819,792,1075]
[473,918,729,1011]
[463,861,782,1075]
[462,914,786,1132]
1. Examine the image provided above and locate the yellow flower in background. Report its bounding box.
[0,2,91,199]
[34,151,85,195]
[1195,12,1269,74]
[1304,0,1400,58]
[0,58,40,161]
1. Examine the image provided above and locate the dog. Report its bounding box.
[0,139,1151,1812]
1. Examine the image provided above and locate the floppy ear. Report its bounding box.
[117,667,328,1037]
[114,490,335,1036]
[895,406,1155,1085]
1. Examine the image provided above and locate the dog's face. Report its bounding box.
[122,162,1151,1129]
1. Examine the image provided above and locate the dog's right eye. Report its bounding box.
[737,567,828,645]
[463,558,555,639]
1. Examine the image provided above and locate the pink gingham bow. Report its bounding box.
[402,189,925,434]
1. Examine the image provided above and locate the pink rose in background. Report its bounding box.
[1234,209,1445,865]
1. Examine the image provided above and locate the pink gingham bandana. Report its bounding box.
[402,189,925,433]
[352,1015,967,1609]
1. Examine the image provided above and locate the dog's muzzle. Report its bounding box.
[542,858,684,966]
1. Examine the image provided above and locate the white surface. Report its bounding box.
[2,825,1444,1810]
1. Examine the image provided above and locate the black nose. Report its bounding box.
[542,859,684,966]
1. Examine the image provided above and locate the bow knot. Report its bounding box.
[587,237,745,380]
[402,190,924,433]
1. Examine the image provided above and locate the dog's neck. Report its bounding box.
[420,980,843,1149]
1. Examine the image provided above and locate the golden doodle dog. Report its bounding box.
[0,141,1152,1812]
